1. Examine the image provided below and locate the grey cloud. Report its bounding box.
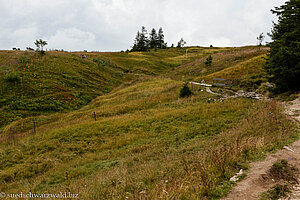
[0,0,286,51]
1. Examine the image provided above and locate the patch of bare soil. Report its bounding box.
[222,94,300,200]
[284,98,300,122]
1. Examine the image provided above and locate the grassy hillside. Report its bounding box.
[170,46,268,80]
[0,47,211,130]
[99,47,220,75]
[0,46,297,199]
[0,77,297,199]
[0,48,187,129]
[0,46,267,130]
[0,50,133,130]
[199,55,267,81]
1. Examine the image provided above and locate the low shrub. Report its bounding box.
[179,83,192,98]
[269,159,298,183]
[3,72,20,84]
[260,184,291,200]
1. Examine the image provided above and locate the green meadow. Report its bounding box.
[0,46,298,199]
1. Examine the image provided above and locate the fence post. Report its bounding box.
[93,112,97,121]
[33,119,36,134]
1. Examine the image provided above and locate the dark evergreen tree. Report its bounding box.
[138,26,149,51]
[157,28,166,49]
[177,38,186,47]
[257,33,265,46]
[149,28,158,49]
[131,26,149,51]
[204,55,213,66]
[131,31,141,51]
[265,0,300,93]
[34,39,47,55]
[179,83,192,98]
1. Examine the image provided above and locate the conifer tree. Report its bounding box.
[131,31,140,51]
[157,28,166,49]
[132,26,149,51]
[265,0,300,93]
[177,38,186,47]
[34,39,48,55]
[257,33,265,46]
[149,28,158,49]
[137,26,149,51]
[204,55,213,66]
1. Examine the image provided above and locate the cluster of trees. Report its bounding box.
[266,0,300,93]
[131,26,167,51]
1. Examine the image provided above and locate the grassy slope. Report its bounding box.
[0,78,297,199]
[0,46,297,199]
[100,47,203,75]
[0,51,132,130]
[200,55,267,81]
[0,47,215,129]
[171,46,268,81]
[0,46,254,130]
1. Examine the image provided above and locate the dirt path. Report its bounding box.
[222,95,300,200]
[205,87,222,96]
[203,85,265,100]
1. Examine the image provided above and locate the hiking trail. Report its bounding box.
[222,94,300,200]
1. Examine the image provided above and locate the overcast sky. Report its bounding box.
[0,0,286,51]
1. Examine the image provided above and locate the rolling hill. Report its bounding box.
[0,46,297,199]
